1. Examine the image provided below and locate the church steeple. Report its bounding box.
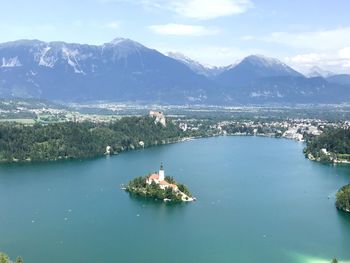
[159,163,165,181]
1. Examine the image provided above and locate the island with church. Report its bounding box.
[124,164,195,202]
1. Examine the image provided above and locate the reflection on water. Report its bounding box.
[127,192,190,219]
[291,252,350,263]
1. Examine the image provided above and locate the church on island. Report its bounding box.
[146,164,178,190]
[146,164,194,202]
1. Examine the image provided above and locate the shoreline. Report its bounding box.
[0,135,208,165]
[0,133,301,165]
[306,153,350,165]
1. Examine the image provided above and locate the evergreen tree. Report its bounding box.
[0,116,185,163]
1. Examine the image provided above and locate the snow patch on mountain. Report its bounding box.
[250,90,284,98]
[1,57,22,67]
[109,38,140,46]
[243,55,299,73]
[104,38,146,61]
[61,47,85,74]
[0,37,348,104]
[228,54,304,78]
[37,47,57,68]
[167,52,225,78]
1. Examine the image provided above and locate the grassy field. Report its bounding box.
[0,118,36,124]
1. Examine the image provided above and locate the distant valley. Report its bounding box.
[1,38,350,105]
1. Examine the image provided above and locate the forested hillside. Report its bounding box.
[0,116,184,163]
[304,127,350,162]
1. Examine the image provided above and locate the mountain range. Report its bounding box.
[0,38,350,105]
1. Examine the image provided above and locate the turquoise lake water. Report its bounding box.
[0,136,350,263]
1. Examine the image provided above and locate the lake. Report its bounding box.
[0,136,350,263]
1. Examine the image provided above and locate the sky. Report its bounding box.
[1,0,350,74]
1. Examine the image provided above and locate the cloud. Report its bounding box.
[102,21,120,29]
[240,27,350,73]
[115,0,253,20]
[241,35,255,41]
[284,48,350,74]
[286,53,328,64]
[149,23,219,36]
[339,47,350,59]
[262,27,350,51]
[171,0,253,20]
[338,47,350,68]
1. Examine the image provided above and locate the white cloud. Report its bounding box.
[240,27,350,73]
[149,23,219,36]
[286,53,328,64]
[118,0,252,20]
[338,47,350,68]
[171,0,253,20]
[241,35,255,41]
[263,27,350,51]
[339,47,350,59]
[102,21,120,29]
[285,49,350,74]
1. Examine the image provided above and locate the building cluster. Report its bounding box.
[146,164,178,191]
[282,122,323,141]
[149,111,166,127]
[175,118,348,142]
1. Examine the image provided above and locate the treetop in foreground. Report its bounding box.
[0,253,23,263]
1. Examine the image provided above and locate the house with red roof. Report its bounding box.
[146,164,178,191]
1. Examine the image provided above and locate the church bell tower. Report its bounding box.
[159,163,165,181]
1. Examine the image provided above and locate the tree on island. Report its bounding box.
[0,253,23,263]
[178,183,192,197]
[125,174,191,202]
[165,176,176,184]
[336,184,350,212]
[331,258,338,263]
[0,253,10,263]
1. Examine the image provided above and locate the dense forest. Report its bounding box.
[304,127,350,162]
[0,116,185,163]
[336,184,350,213]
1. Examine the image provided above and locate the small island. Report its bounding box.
[124,164,195,202]
[336,184,350,213]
